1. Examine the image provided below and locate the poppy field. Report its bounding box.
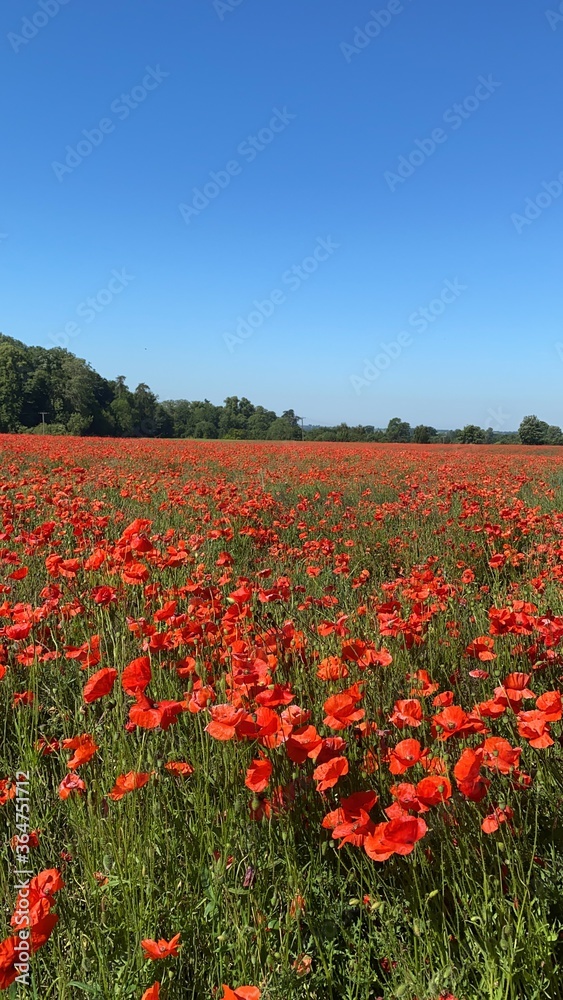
[2,436,563,1000]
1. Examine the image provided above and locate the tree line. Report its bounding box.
[0,334,302,439]
[0,335,560,444]
[312,416,563,445]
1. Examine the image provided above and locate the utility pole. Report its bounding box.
[39,412,48,434]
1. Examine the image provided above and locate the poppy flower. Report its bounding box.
[63,734,99,769]
[453,748,489,802]
[481,737,521,774]
[313,755,349,791]
[205,705,248,741]
[317,656,349,681]
[285,726,323,764]
[388,739,424,775]
[141,984,160,1000]
[0,779,16,806]
[431,706,486,741]
[220,987,261,1000]
[13,690,34,706]
[495,673,535,712]
[322,790,378,847]
[516,710,554,749]
[122,561,150,585]
[482,806,514,834]
[165,761,194,776]
[108,771,153,801]
[364,815,427,862]
[388,699,423,729]
[323,693,365,730]
[465,636,496,661]
[141,933,181,960]
[59,774,86,799]
[407,669,439,696]
[536,690,562,721]
[0,936,18,989]
[415,776,452,808]
[432,690,454,708]
[245,757,273,793]
[122,656,152,695]
[83,667,118,703]
[314,736,347,765]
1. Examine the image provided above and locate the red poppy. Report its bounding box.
[205,705,248,741]
[407,670,439,697]
[495,672,535,712]
[432,706,486,741]
[63,734,99,769]
[83,667,118,703]
[388,739,424,775]
[141,933,181,960]
[141,984,160,1000]
[313,756,349,791]
[465,636,496,661]
[220,987,261,1000]
[285,726,323,764]
[322,790,378,848]
[481,737,521,774]
[108,771,153,801]
[59,774,86,799]
[245,757,273,793]
[122,656,152,695]
[323,693,365,730]
[364,815,427,862]
[453,748,489,802]
[482,806,514,834]
[388,699,423,729]
[516,710,553,749]
[536,690,562,721]
[165,761,194,776]
[415,776,452,808]
[317,656,349,681]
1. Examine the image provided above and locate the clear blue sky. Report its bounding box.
[1,0,562,429]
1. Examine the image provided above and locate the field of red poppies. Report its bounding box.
[1,436,563,999]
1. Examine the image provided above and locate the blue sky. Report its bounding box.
[1,0,563,429]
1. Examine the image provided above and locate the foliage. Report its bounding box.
[519,415,563,446]
[1,439,563,999]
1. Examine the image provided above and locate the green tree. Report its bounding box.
[518,415,549,445]
[246,406,277,440]
[460,425,486,444]
[386,417,412,443]
[0,338,29,431]
[545,424,563,445]
[412,425,436,444]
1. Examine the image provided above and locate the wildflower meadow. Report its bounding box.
[1,435,563,1000]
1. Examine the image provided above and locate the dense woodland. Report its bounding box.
[0,334,560,444]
